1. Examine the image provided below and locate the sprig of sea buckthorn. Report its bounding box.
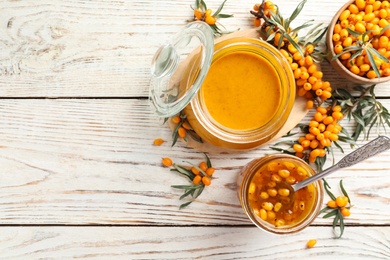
[170,112,202,147]
[162,153,215,209]
[320,180,352,238]
[190,0,233,36]
[251,0,331,109]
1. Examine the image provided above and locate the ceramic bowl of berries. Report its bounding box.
[326,0,390,85]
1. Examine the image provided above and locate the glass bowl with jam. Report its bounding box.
[237,154,324,234]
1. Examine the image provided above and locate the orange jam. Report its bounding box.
[247,159,316,227]
[200,51,281,131]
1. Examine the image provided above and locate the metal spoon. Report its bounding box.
[282,135,390,201]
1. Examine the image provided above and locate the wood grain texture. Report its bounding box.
[1,226,389,259]
[0,99,388,225]
[1,0,390,97]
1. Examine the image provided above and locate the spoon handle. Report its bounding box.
[292,136,390,191]
[337,135,390,168]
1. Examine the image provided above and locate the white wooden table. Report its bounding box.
[1,0,389,258]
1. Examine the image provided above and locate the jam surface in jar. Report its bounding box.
[247,159,316,227]
[200,51,281,131]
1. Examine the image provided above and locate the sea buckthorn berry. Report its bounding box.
[262,202,274,211]
[321,90,332,100]
[340,9,351,21]
[332,33,341,42]
[260,209,268,220]
[194,9,203,20]
[314,112,324,122]
[305,133,316,141]
[260,191,269,199]
[193,175,202,185]
[323,116,334,125]
[275,219,285,227]
[271,174,282,183]
[278,188,290,197]
[319,149,327,157]
[274,202,282,212]
[327,200,337,208]
[310,149,321,158]
[205,15,216,25]
[306,99,314,109]
[283,176,295,185]
[318,123,326,132]
[367,70,378,79]
[329,133,339,141]
[205,167,215,176]
[153,138,165,146]
[267,210,276,220]
[356,0,366,10]
[178,127,186,138]
[316,106,327,115]
[267,188,278,197]
[192,167,200,175]
[310,139,319,149]
[307,239,317,248]
[293,143,304,153]
[309,120,319,128]
[336,196,349,207]
[333,105,342,112]
[182,122,191,130]
[254,18,261,27]
[306,44,314,55]
[249,183,256,194]
[278,169,290,178]
[341,207,351,217]
[202,176,211,186]
[162,157,173,167]
[199,161,207,172]
[172,115,181,124]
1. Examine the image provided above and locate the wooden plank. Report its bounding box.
[1,226,389,259]
[0,99,388,225]
[1,0,390,97]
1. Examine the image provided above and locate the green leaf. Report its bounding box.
[346,28,361,38]
[323,209,338,218]
[340,180,351,205]
[333,141,344,153]
[288,0,307,26]
[179,201,193,209]
[216,13,233,18]
[213,0,228,16]
[171,121,182,147]
[352,112,366,127]
[285,33,305,58]
[366,48,381,78]
[204,153,212,168]
[336,211,345,238]
[187,130,203,143]
[324,180,336,200]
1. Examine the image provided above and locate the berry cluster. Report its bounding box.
[293,106,343,162]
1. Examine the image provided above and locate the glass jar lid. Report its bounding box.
[150,22,214,118]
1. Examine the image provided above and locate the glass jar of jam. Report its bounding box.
[150,22,295,149]
[237,154,324,234]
